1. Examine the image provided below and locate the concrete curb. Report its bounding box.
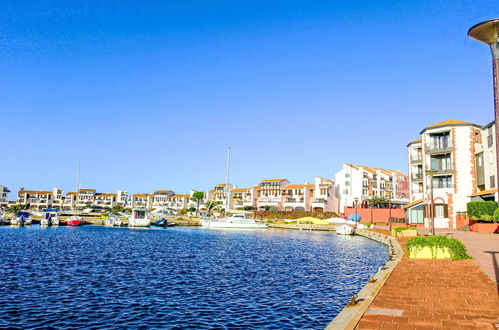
[325,229,403,330]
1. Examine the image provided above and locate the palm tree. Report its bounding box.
[190,191,205,216]
[205,201,221,217]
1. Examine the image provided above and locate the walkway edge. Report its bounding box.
[325,229,403,330]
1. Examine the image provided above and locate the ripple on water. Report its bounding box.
[0,226,387,329]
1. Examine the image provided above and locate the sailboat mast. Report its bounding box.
[75,161,80,215]
[225,147,230,217]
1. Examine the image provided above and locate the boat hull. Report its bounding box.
[201,220,267,229]
[336,224,354,235]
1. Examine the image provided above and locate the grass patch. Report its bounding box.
[407,235,471,260]
[392,226,415,234]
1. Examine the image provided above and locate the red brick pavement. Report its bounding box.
[356,237,499,329]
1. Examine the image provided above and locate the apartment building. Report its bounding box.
[406,120,483,228]
[310,177,338,212]
[130,193,153,209]
[230,188,255,209]
[17,189,57,209]
[207,183,235,210]
[167,194,190,211]
[77,189,97,208]
[282,184,315,211]
[151,190,175,208]
[470,121,498,201]
[335,164,409,213]
[0,185,10,206]
[116,190,128,207]
[255,179,290,210]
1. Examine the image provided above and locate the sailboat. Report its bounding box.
[201,148,267,229]
[66,162,84,226]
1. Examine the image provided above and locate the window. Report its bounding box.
[431,155,452,171]
[430,132,450,149]
[491,175,496,189]
[433,204,449,218]
[433,176,452,189]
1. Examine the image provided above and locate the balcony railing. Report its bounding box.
[412,173,423,181]
[313,198,327,204]
[427,142,453,154]
[431,168,454,176]
[411,156,423,164]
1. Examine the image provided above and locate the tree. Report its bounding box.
[112,205,124,213]
[190,191,205,216]
[205,201,221,216]
[368,196,390,208]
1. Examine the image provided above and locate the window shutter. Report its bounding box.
[443,204,449,218]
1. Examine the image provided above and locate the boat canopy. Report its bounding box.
[16,211,30,217]
[42,208,59,212]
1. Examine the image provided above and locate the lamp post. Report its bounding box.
[426,170,437,236]
[469,19,499,191]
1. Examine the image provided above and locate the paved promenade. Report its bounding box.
[356,235,499,329]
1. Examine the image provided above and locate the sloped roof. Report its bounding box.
[404,199,423,209]
[469,188,498,197]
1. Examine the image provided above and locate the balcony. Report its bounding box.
[411,173,423,181]
[431,168,454,176]
[427,143,453,155]
[411,154,423,164]
[313,198,327,204]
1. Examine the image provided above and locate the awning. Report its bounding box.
[404,199,423,209]
[469,189,498,197]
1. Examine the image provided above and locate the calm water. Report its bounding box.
[0,226,387,329]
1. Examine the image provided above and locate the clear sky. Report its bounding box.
[1,0,497,198]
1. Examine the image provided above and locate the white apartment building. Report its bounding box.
[230,188,255,210]
[406,120,484,228]
[167,194,190,211]
[130,193,153,209]
[0,185,10,206]
[151,190,175,208]
[256,179,290,210]
[116,190,128,207]
[335,164,409,213]
[207,183,235,210]
[17,189,58,209]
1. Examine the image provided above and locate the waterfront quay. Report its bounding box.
[350,230,499,329]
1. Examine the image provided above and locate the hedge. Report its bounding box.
[466,201,498,221]
[407,235,471,260]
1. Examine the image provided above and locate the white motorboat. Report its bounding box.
[41,208,60,226]
[105,215,122,227]
[11,211,32,226]
[336,224,354,235]
[128,209,150,227]
[201,214,267,229]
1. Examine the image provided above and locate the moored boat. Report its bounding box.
[41,208,60,226]
[128,209,150,227]
[335,224,354,235]
[66,215,84,226]
[201,214,267,229]
[152,218,176,227]
[11,211,32,226]
[105,215,122,227]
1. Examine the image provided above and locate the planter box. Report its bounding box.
[391,229,418,237]
[470,223,499,233]
[409,246,452,259]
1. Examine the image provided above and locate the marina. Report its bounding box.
[0,225,387,328]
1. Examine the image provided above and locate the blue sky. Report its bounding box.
[0,0,497,197]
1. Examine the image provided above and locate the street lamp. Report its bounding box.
[426,170,438,236]
[468,19,499,191]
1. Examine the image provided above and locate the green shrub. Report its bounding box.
[481,214,493,222]
[493,208,499,222]
[393,226,415,233]
[467,201,498,220]
[407,235,471,260]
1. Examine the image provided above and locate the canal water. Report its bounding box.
[0,226,387,328]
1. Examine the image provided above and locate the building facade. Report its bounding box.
[406,120,487,228]
[334,163,409,213]
[0,185,10,206]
